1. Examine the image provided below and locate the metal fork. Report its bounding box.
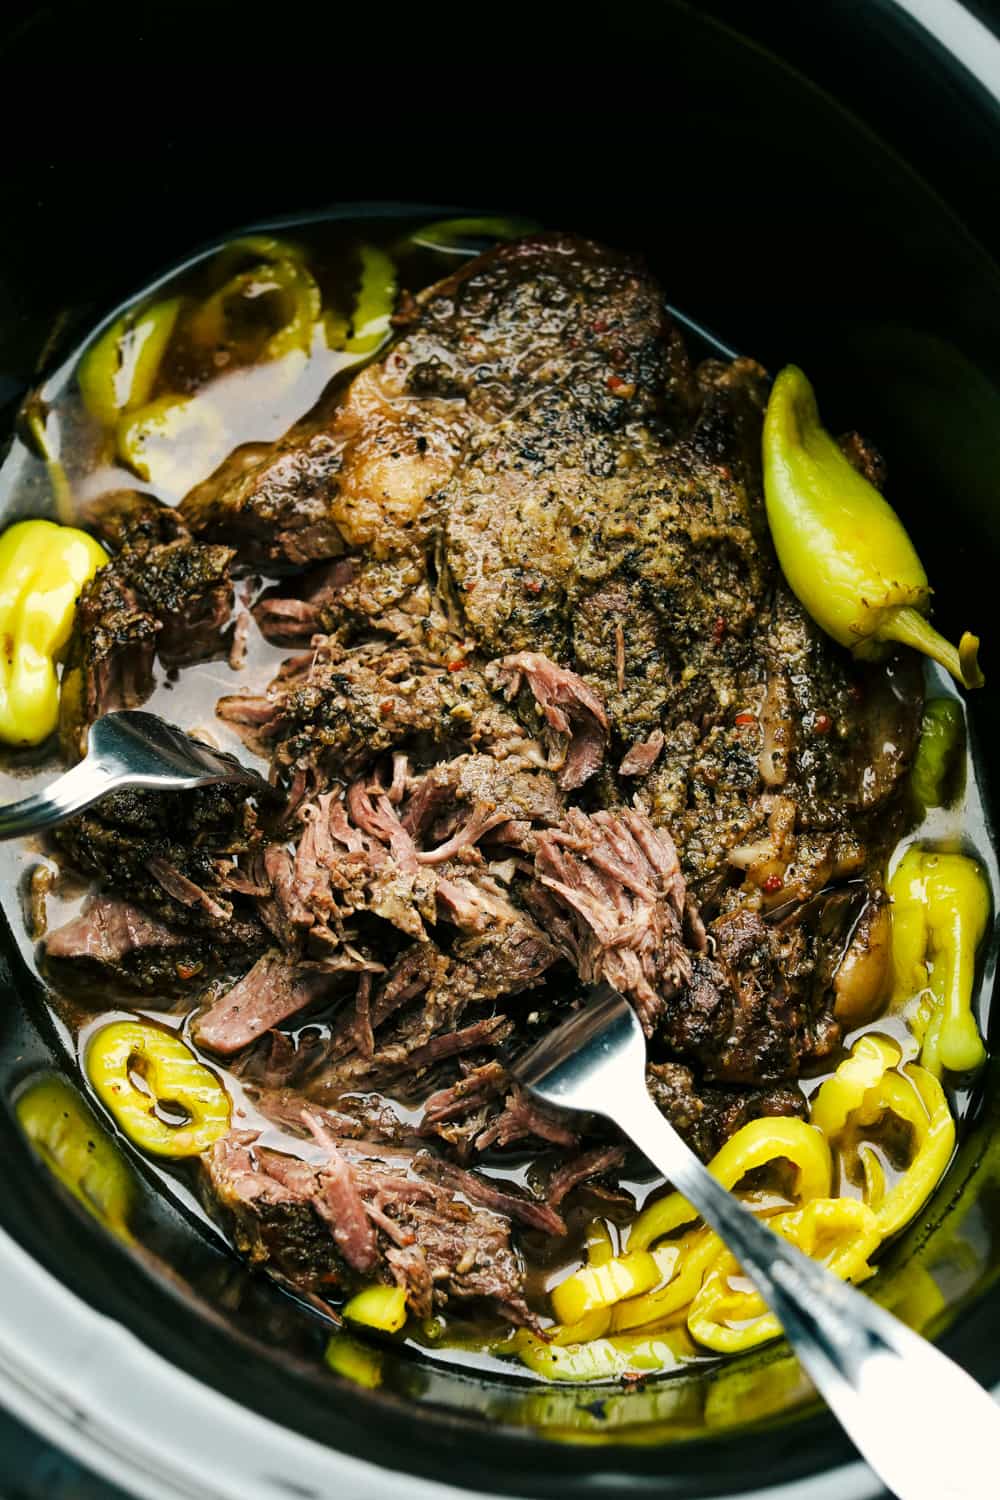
[513,984,1000,1500]
[0,710,272,839]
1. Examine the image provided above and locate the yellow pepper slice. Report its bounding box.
[342,1283,408,1333]
[0,518,107,745]
[550,1248,660,1325]
[611,1226,724,1333]
[516,1325,692,1382]
[343,245,397,355]
[629,1116,832,1252]
[810,1037,956,1240]
[78,298,183,429]
[116,392,227,496]
[889,847,989,1074]
[325,1333,384,1388]
[583,1218,615,1267]
[687,1199,881,1354]
[863,1064,955,1238]
[763,365,982,689]
[810,1033,902,1138]
[86,1020,231,1157]
[188,257,320,361]
[16,1073,135,1239]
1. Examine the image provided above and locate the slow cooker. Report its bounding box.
[1,2,999,1495]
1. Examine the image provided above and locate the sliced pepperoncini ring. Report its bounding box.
[339,245,397,355]
[888,847,989,1074]
[188,256,321,362]
[550,1247,661,1325]
[810,1033,902,1138]
[686,1199,881,1354]
[78,298,183,430]
[628,1116,832,1252]
[610,1226,723,1334]
[116,392,227,497]
[910,698,965,814]
[86,1020,231,1157]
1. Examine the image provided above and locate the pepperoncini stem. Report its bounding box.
[342,1284,408,1333]
[628,1115,831,1251]
[871,607,983,692]
[763,366,983,690]
[0,519,107,746]
[86,1020,231,1157]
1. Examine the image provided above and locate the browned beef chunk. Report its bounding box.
[58,564,159,762]
[59,491,235,760]
[50,785,267,965]
[41,892,204,992]
[218,638,540,787]
[181,234,695,574]
[647,1061,807,1161]
[194,949,377,1056]
[202,1128,535,1325]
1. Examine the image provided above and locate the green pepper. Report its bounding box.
[188,256,320,361]
[888,847,990,1073]
[763,366,983,690]
[342,246,397,355]
[16,1073,136,1239]
[910,697,965,812]
[407,216,539,256]
[78,298,183,429]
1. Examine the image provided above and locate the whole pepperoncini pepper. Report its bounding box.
[763,366,983,689]
[0,519,107,745]
[888,847,990,1074]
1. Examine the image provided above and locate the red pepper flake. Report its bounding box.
[464,580,476,592]
[175,961,203,981]
[813,712,833,735]
[607,375,636,398]
[447,659,467,673]
[523,578,543,595]
[734,711,755,727]
[379,698,396,715]
[592,318,608,333]
[712,615,726,646]
[763,874,784,894]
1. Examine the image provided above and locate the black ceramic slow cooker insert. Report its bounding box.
[1,3,999,1496]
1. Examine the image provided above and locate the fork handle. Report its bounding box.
[0,757,122,839]
[619,1091,1000,1500]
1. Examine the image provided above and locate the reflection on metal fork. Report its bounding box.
[0,710,273,840]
